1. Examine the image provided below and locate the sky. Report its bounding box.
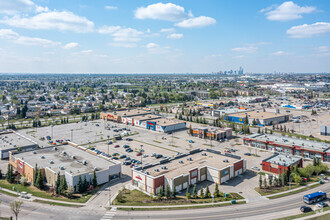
[0,0,329,74]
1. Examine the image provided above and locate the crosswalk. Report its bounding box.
[100,207,117,220]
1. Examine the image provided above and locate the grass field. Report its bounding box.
[113,189,243,206]
[0,180,94,203]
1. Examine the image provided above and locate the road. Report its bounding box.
[113,183,330,220]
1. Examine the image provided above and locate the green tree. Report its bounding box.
[158,187,163,200]
[200,187,204,199]
[205,185,210,198]
[10,200,23,220]
[83,175,88,191]
[193,184,197,199]
[33,163,38,186]
[55,172,61,194]
[214,183,220,197]
[172,186,176,198]
[92,170,97,187]
[259,175,262,189]
[293,173,302,185]
[165,185,170,199]
[60,176,68,195]
[78,175,83,193]
[189,125,193,135]
[6,164,13,183]
[35,170,44,189]
[263,178,267,188]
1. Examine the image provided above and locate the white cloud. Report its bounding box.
[145,43,170,54]
[15,36,60,47]
[63,42,79,50]
[313,46,330,56]
[80,50,93,54]
[99,25,144,45]
[261,1,316,21]
[287,22,330,38]
[1,11,95,33]
[271,51,288,56]
[231,46,258,53]
[0,0,48,14]
[0,28,61,47]
[110,42,138,48]
[175,16,216,28]
[105,6,118,10]
[167,33,183,39]
[160,28,175,33]
[0,29,19,39]
[135,3,190,22]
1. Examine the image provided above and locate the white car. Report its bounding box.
[251,166,260,171]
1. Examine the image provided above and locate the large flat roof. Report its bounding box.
[114,109,149,117]
[0,132,37,150]
[144,152,239,179]
[13,145,117,176]
[245,133,330,153]
[228,111,287,120]
[149,118,186,127]
[263,154,301,167]
[133,114,162,121]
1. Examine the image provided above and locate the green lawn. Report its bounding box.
[117,201,246,211]
[113,189,244,206]
[276,206,330,220]
[0,180,94,203]
[268,183,321,199]
[34,199,84,207]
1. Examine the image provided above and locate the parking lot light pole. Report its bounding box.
[212,195,214,206]
[107,135,110,156]
[140,145,143,169]
[289,173,294,191]
[51,124,54,139]
[71,129,73,141]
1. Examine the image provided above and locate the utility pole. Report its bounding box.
[107,135,110,156]
[71,129,73,141]
[51,124,54,139]
[140,145,143,169]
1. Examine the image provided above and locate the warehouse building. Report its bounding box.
[100,109,149,123]
[132,149,246,195]
[192,127,232,140]
[211,107,249,117]
[9,145,121,192]
[243,133,330,162]
[225,110,289,126]
[261,154,303,174]
[0,130,38,159]
[123,114,162,126]
[320,125,330,136]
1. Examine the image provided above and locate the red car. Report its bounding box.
[136,152,142,156]
[302,177,307,182]
[114,145,120,148]
[224,150,231,153]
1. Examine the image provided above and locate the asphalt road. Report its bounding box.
[0,193,104,220]
[113,183,330,220]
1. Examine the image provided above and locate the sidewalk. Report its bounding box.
[113,199,246,209]
[264,181,322,198]
[297,210,330,220]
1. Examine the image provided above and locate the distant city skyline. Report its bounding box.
[0,0,329,73]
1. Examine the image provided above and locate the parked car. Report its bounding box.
[120,155,127,159]
[155,154,163,159]
[123,144,130,148]
[244,153,251,156]
[317,202,328,208]
[302,177,307,182]
[300,206,312,213]
[151,153,157,157]
[188,140,194,143]
[224,150,231,153]
[112,157,118,160]
[108,141,113,145]
[126,138,133,141]
[251,166,260,171]
[125,157,131,161]
[126,148,133,152]
[136,152,142,156]
[114,145,120,148]
[113,129,118,132]
[112,153,119,156]
[123,161,131,165]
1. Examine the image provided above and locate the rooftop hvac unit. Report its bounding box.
[62,151,66,155]
[41,155,45,159]
[59,165,64,170]
[161,166,167,170]
[94,167,98,171]
[71,155,76,159]
[145,171,149,175]
[50,160,54,164]
[83,160,87,165]
[187,157,192,161]
[54,147,58,151]
[179,160,183,164]
[154,168,159,172]
[33,151,37,154]
[202,153,207,156]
